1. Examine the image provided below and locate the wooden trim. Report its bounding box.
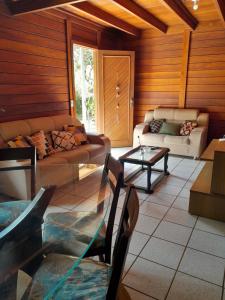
[70,2,140,36]
[214,0,225,25]
[111,0,168,33]
[161,0,198,30]
[5,0,85,15]
[179,30,191,108]
[66,19,76,116]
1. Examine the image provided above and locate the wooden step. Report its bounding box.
[189,161,225,222]
[191,161,212,194]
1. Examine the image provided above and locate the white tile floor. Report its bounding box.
[111,148,225,300]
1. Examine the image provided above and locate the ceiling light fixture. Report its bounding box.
[192,0,199,10]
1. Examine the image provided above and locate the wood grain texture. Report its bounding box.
[0,2,70,122]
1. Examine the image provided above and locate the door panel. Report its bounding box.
[97,51,134,147]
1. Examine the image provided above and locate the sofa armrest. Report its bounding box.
[133,123,149,147]
[87,133,111,153]
[189,126,208,157]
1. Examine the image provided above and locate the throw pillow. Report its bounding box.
[26,130,49,160]
[63,124,88,144]
[180,121,198,136]
[8,136,30,148]
[51,131,78,152]
[159,122,181,136]
[149,119,164,133]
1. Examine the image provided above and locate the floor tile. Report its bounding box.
[195,217,225,237]
[140,237,185,269]
[145,192,176,207]
[188,229,225,258]
[51,193,85,210]
[123,253,137,276]
[128,231,149,255]
[162,176,187,188]
[155,184,182,196]
[114,207,123,225]
[179,248,225,285]
[135,214,160,235]
[167,272,222,300]
[164,207,197,228]
[179,188,190,198]
[124,258,175,300]
[140,202,169,219]
[154,221,192,246]
[172,196,189,211]
[124,287,155,300]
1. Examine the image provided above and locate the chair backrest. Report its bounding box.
[0,185,55,290]
[107,185,139,300]
[99,153,124,263]
[0,147,36,198]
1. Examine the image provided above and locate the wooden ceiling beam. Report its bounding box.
[161,0,198,30]
[214,0,225,24]
[111,0,168,33]
[71,2,140,36]
[5,0,85,15]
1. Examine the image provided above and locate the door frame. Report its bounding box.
[96,50,135,146]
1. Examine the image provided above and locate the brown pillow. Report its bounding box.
[8,136,30,148]
[180,121,198,136]
[26,130,49,160]
[51,131,78,152]
[63,124,88,144]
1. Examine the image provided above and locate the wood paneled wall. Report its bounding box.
[0,3,70,122]
[132,22,225,140]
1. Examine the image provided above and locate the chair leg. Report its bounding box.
[99,254,105,262]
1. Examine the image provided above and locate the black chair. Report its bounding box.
[23,185,139,300]
[0,185,55,300]
[43,153,124,264]
[0,147,36,199]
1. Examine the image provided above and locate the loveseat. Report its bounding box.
[133,108,209,158]
[0,114,110,199]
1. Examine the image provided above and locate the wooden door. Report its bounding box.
[97,51,135,147]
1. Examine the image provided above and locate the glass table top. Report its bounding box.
[0,162,112,299]
[120,146,169,164]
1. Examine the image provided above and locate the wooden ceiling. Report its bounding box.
[5,0,225,36]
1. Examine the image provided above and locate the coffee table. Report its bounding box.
[119,146,170,194]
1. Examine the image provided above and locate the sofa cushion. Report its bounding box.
[52,115,81,130]
[37,155,68,166]
[8,135,30,148]
[149,119,164,133]
[51,131,78,151]
[26,130,49,160]
[79,144,105,159]
[180,121,198,136]
[154,108,175,120]
[54,149,89,163]
[143,133,166,145]
[164,135,190,145]
[0,120,31,142]
[64,124,88,145]
[27,117,55,135]
[159,122,181,136]
[174,109,199,121]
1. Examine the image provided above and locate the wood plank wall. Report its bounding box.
[131,22,225,140]
[0,2,70,122]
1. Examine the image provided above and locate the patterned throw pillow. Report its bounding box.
[8,136,30,148]
[180,121,198,136]
[51,131,78,152]
[63,124,88,145]
[149,119,164,133]
[26,130,50,160]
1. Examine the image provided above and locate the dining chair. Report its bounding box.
[43,153,124,264]
[0,147,36,230]
[24,185,139,300]
[0,185,55,300]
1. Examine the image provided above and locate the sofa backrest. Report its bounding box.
[0,115,82,143]
[144,108,209,127]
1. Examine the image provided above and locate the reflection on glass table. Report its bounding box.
[0,162,112,299]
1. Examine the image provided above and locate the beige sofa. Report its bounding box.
[0,114,110,199]
[133,108,209,158]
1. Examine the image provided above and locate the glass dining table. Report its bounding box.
[0,161,112,299]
